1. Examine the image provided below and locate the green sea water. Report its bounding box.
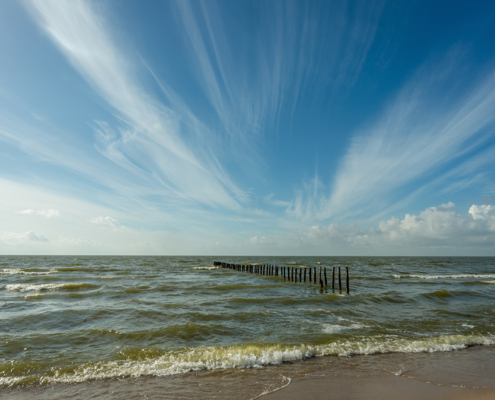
[1,256,495,388]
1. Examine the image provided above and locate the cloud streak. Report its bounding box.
[19,209,60,218]
[24,0,243,210]
[316,54,495,220]
[171,0,385,146]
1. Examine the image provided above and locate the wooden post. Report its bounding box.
[313,268,317,284]
[338,267,342,291]
[319,268,323,288]
[346,267,349,294]
[309,268,312,282]
[331,267,335,289]
[324,268,327,286]
[299,268,302,282]
[304,268,307,282]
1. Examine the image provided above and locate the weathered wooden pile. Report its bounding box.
[213,261,350,293]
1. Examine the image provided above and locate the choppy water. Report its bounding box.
[1,256,495,391]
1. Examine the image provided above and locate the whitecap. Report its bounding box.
[6,283,96,292]
[1,268,57,276]
[393,274,495,279]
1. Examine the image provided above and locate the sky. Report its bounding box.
[1,0,495,256]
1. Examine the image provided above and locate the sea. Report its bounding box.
[1,256,495,398]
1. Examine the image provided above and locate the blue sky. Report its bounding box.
[1,0,495,255]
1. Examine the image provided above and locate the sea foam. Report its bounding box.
[6,283,98,292]
[392,274,495,279]
[1,268,57,275]
[2,334,493,387]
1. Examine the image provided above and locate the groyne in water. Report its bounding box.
[214,261,350,293]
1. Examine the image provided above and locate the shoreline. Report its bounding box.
[3,345,495,399]
[261,373,495,400]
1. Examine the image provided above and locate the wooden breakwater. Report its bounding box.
[213,262,350,293]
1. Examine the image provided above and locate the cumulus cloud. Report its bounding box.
[250,203,495,253]
[91,216,125,229]
[1,231,49,243]
[19,209,60,218]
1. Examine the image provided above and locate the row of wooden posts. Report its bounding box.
[213,262,350,293]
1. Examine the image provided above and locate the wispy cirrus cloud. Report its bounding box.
[172,0,385,144]
[291,52,495,221]
[22,0,243,211]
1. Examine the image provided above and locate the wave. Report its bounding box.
[322,323,366,333]
[192,266,219,270]
[1,334,493,387]
[0,268,57,275]
[56,267,120,272]
[5,283,99,292]
[392,274,495,279]
[421,289,454,299]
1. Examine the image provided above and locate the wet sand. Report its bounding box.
[263,345,495,400]
[3,345,495,399]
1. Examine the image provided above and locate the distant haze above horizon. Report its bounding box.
[1,0,495,256]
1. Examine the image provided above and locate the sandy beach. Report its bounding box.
[263,345,495,400]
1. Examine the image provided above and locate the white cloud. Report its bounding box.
[173,0,384,141]
[90,216,125,230]
[22,0,243,211]
[1,231,49,244]
[19,209,34,215]
[469,204,495,223]
[19,209,60,218]
[249,203,495,254]
[289,52,495,221]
